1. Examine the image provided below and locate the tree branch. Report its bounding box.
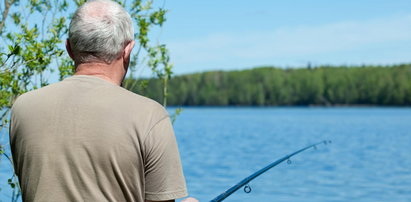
[0,0,14,33]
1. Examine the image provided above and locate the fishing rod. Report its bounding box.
[210,140,331,202]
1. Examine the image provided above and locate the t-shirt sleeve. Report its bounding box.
[143,116,188,201]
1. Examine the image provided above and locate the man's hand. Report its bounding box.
[182,197,199,202]
[145,197,198,202]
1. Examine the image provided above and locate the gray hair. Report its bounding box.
[69,0,134,64]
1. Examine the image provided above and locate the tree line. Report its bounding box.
[126,64,411,106]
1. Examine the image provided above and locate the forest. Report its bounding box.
[126,64,411,106]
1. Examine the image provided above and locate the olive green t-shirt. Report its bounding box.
[9,75,187,202]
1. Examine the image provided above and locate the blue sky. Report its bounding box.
[148,0,411,75]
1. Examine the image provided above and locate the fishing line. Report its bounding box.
[210,140,331,202]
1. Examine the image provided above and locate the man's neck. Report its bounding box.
[74,61,125,86]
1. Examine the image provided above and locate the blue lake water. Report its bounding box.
[1,107,411,202]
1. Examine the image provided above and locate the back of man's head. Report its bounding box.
[69,0,134,64]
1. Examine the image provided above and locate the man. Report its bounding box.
[10,0,195,201]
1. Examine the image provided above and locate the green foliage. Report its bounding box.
[122,0,172,107]
[170,107,183,124]
[0,0,72,200]
[128,64,411,106]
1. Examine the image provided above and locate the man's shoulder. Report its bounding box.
[116,87,170,123]
[117,87,168,115]
[13,79,168,118]
[12,82,62,108]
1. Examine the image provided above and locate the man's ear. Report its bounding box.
[123,40,135,61]
[66,39,75,60]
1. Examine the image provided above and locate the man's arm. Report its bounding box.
[143,116,187,201]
